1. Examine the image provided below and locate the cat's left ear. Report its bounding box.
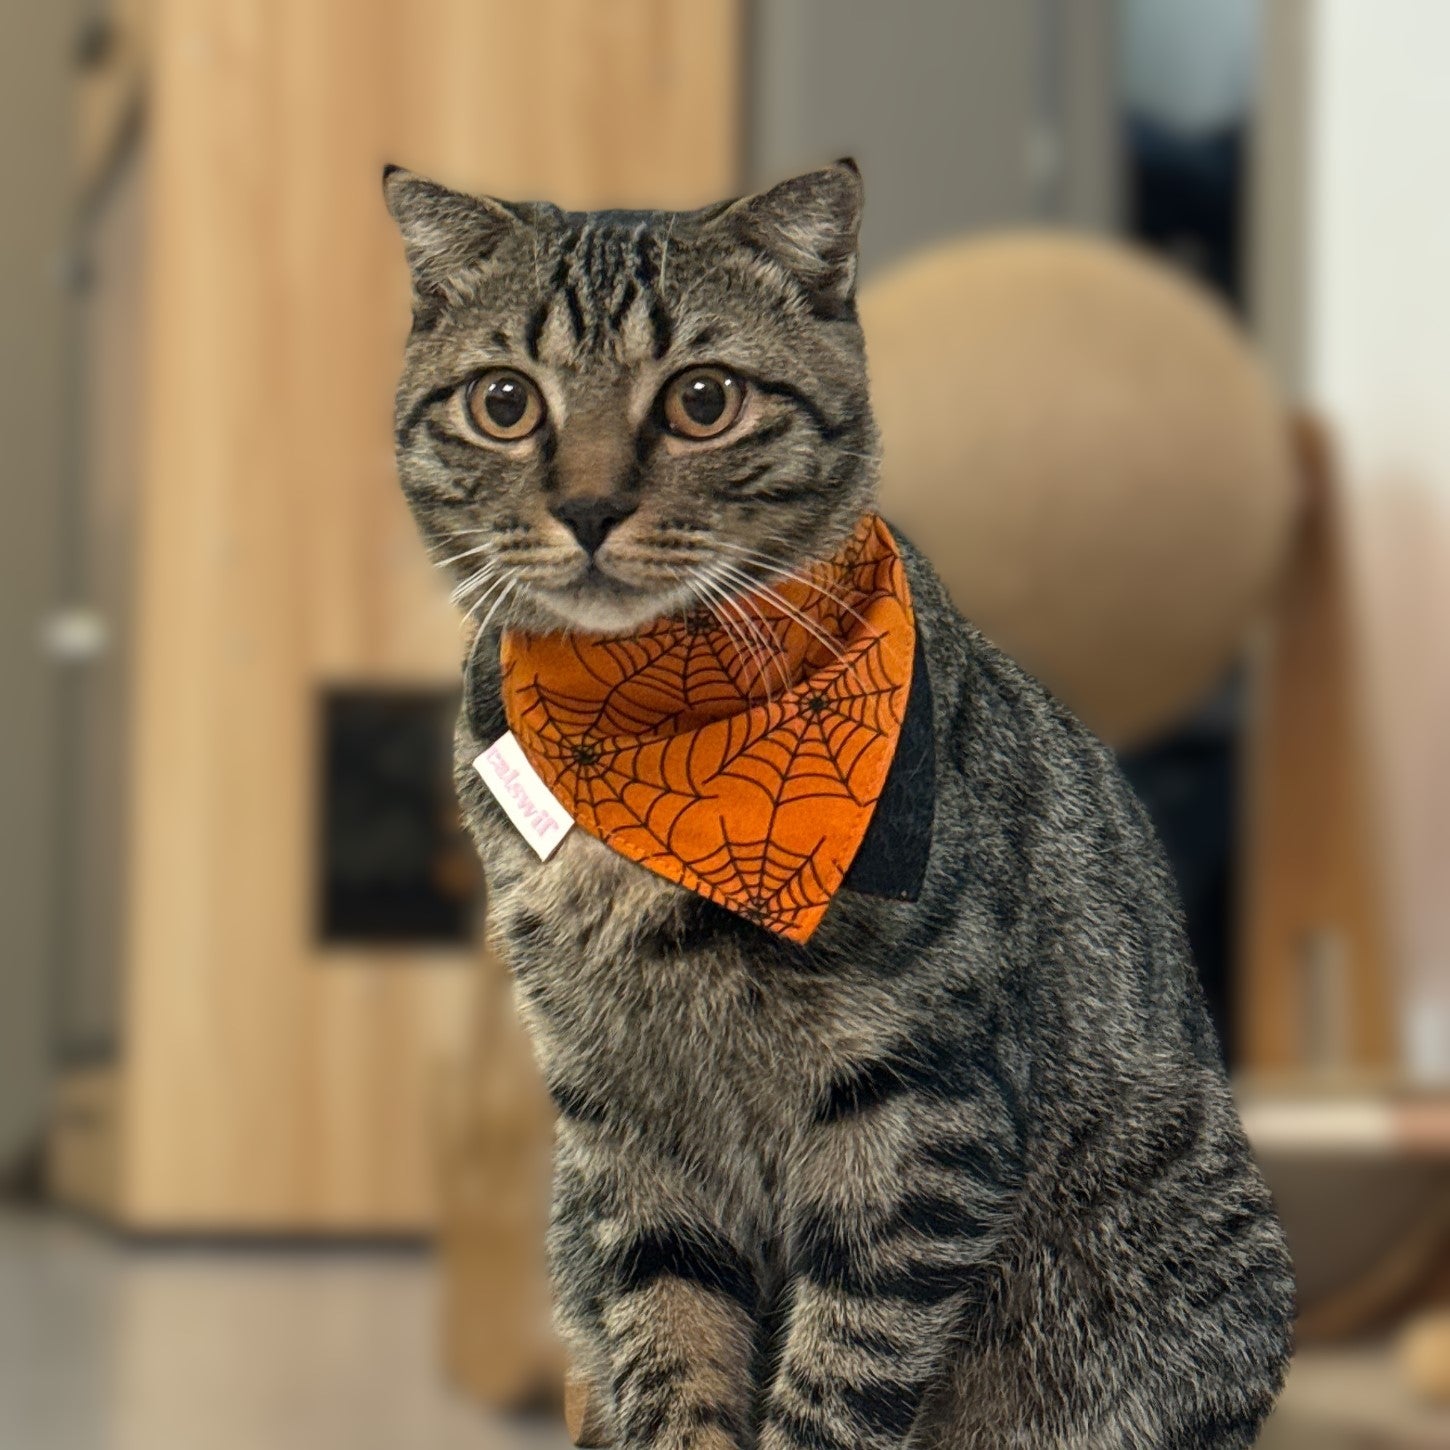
[382,165,522,303]
[721,159,863,310]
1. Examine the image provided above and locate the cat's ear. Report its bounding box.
[721,159,863,309]
[382,165,521,303]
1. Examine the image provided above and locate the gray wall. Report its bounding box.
[748,0,1120,281]
[0,3,77,1168]
[1248,0,1312,395]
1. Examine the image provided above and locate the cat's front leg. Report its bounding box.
[757,1234,984,1450]
[760,1064,1022,1449]
[550,1128,759,1450]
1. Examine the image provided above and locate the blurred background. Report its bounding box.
[1,1,1447,1447]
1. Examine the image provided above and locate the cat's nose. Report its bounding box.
[549,496,638,557]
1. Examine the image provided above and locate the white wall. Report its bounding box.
[1305,1,1450,503]
[1278,1,1450,1075]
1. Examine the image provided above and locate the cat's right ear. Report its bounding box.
[382,165,521,304]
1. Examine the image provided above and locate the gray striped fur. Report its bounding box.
[385,163,1294,1448]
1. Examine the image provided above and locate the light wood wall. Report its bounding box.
[109,0,741,1229]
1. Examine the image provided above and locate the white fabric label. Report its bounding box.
[473,732,575,860]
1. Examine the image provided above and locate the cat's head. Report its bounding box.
[384,162,876,636]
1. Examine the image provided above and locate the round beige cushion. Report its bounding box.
[861,232,1299,748]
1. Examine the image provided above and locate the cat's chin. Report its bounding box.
[524,573,691,638]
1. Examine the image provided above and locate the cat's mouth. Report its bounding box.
[528,560,694,634]
[581,558,651,591]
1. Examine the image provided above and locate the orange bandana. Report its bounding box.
[500,513,916,941]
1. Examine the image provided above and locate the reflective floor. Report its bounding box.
[2,1209,1442,1449]
[1,1209,567,1450]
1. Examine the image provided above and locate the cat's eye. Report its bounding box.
[464,369,545,441]
[661,367,746,440]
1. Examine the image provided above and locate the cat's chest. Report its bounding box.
[478,820,870,1115]
[483,816,682,953]
[485,826,711,1033]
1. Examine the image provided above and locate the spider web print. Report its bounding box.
[684,831,836,938]
[499,514,916,941]
[715,635,903,807]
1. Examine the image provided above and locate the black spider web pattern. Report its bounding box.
[791,520,904,643]
[509,602,801,866]
[680,829,835,937]
[565,609,764,735]
[510,679,711,860]
[503,513,914,939]
[714,632,906,806]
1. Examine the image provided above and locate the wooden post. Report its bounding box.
[1238,415,1397,1073]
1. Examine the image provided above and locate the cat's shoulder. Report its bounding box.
[892,526,1117,772]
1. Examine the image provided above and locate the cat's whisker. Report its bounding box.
[683,596,753,693]
[459,572,509,623]
[462,596,502,681]
[475,577,517,635]
[663,563,772,703]
[710,568,829,693]
[712,541,875,630]
[704,572,793,701]
[712,539,841,591]
[719,599,785,705]
[699,597,769,703]
[713,562,848,664]
[432,543,494,570]
[450,565,499,607]
[743,587,850,666]
[758,567,874,632]
[458,575,515,684]
[451,558,497,589]
[694,572,782,706]
[450,577,489,608]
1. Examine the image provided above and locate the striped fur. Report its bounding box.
[385,164,1294,1448]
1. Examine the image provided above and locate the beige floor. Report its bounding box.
[2,1208,1444,1449]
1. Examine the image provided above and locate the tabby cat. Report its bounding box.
[384,160,1294,1449]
